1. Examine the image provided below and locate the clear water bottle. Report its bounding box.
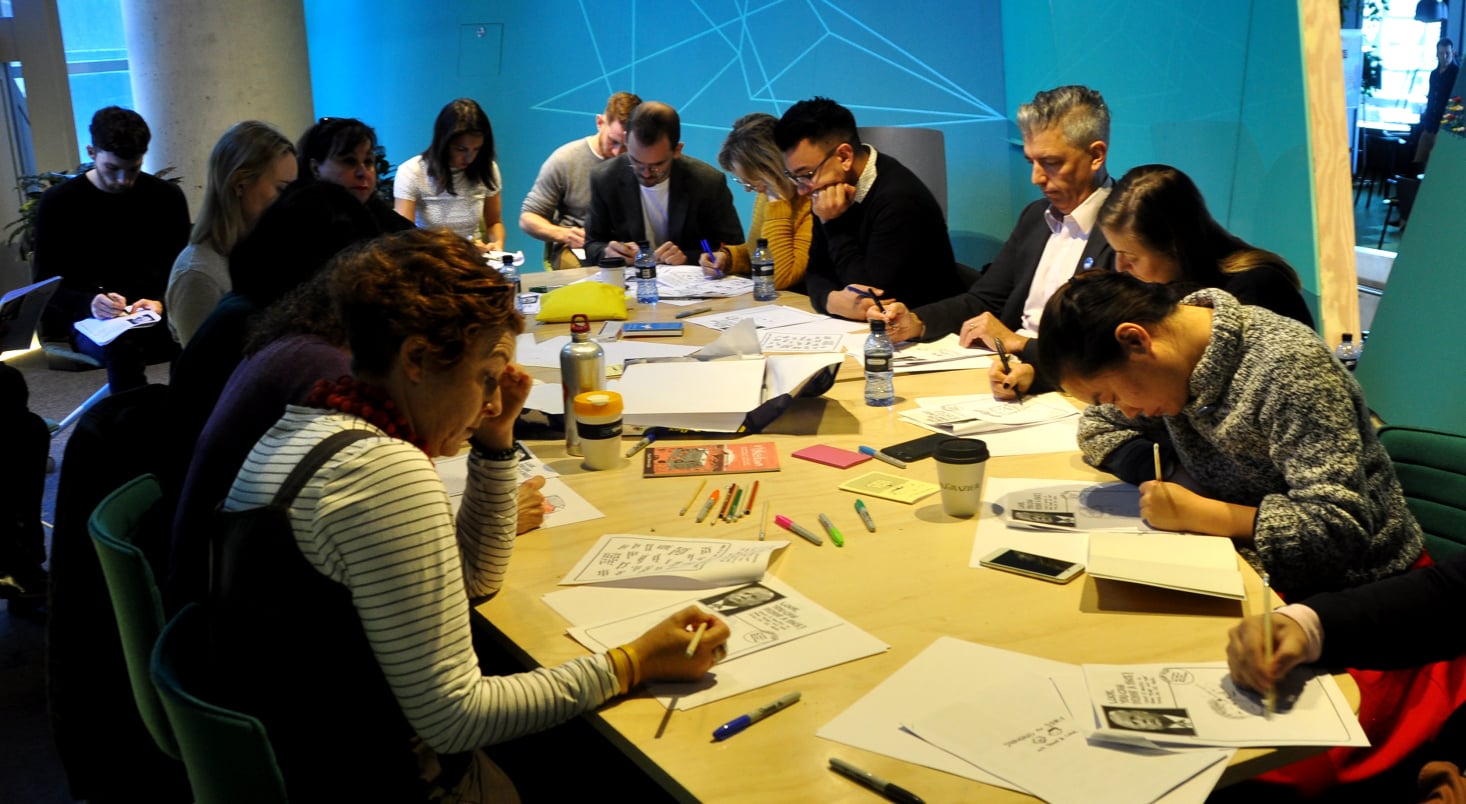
[560,313,606,456]
[864,319,895,407]
[751,237,776,301]
[634,241,658,304]
[498,255,520,311]
[1334,332,1360,372]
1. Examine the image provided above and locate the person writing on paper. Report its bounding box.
[395,98,504,251]
[873,85,1113,343]
[213,229,728,801]
[773,97,963,319]
[520,91,641,269]
[990,164,1314,400]
[583,100,743,267]
[165,121,297,345]
[1226,551,1466,801]
[698,112,813,289]
[1036,270,1420,601]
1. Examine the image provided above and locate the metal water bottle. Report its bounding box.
[560,313,605,456]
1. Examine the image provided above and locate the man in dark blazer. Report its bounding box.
[584,101,743,267]
[773,97,963,320]
[878,85,1115,357]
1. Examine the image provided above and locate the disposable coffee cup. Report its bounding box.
[933,438,989,518]
[596,256,626,287]
[573,390,623,471]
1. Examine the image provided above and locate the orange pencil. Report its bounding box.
[743,480,760,517]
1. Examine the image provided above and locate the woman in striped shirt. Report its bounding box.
[217,228,728,801]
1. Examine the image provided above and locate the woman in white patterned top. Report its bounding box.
[220,228,728,801]
[395,98,506,251]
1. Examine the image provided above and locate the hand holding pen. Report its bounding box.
[988,343,1032,401]
[91,289,130,319]
[698,238,726,278]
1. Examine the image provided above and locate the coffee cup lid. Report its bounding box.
[934,438,989,464]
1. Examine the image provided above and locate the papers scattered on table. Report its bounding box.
[900,393,1077,437]
[434,444,604,530]
[903,393,1082,456]
[75,308,161,346]
[559,534,787,588]
[818,637,1232,803]
[513,332,699,370]
[758,330,846,353]
[1082,662,1369,750]
[547,575,887,709]
[655,265,752,298]
[844,332,995,374]
[998,481,1154,532]
[685,305,829,331]
[838,472,940,504]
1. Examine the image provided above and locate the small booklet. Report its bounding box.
[1086,532,1245,599]
[838,471,940,504]
[642,441,780,477]
[621,321,683,337]
[74,308,161,346]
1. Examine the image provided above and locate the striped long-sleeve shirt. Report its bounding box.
[224,406,618,753]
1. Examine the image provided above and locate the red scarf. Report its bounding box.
[305,376,428,454]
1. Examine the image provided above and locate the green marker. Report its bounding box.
[854,499,876,532]
[818,513,845,547]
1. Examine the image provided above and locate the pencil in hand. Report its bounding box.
[685,620,709,658]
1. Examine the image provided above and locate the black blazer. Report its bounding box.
[914,196,1115,339]
[583,154,744,265]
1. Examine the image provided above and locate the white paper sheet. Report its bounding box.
[842,333,996,374]
[612,357,767,432]
[558,534,787,587]
[687,305,829,331]
[655,264,753,298]
[900,394,1083,456]
[904,676,1229,804]
[434,451,604,530]
[970,477,1092,569]
[545,577,888,710]
[900,393,1077,436]
[514,333,699,369]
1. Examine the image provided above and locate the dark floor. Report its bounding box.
[0,198,1404,801]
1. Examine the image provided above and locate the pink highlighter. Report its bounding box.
[774,515,824,546]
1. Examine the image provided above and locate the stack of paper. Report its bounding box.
[901,394,1082,456]
[558,534,787,588]
[1086,533,1245,600]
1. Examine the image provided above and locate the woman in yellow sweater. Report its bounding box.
[699,113,813,289]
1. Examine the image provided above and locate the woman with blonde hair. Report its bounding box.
[699,112,813,288]
[165,120,296,344]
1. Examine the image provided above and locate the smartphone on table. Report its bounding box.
[880,432,952,463]
[979,548,1085,584]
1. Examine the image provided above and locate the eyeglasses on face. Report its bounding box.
[782,145,841,186]
[627,153,673,177]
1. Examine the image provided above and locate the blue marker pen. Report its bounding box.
[712,691,801,741]
[701,239,720,277]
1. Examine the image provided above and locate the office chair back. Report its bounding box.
[152,603,288,804]
[1378,425,1466,559]
[88,472,179,758]
[858,126,948,221]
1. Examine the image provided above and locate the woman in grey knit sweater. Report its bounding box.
[1036,271,1422,600]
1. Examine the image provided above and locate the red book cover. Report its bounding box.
[642,442,780,477]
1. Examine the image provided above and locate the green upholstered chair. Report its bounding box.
[88,472,178,759]
[1378,425,1466,560]
[152,603,287,804]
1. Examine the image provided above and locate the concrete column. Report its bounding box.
[121,0,314,212]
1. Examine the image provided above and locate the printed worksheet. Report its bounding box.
[686,305,829,331]
[1083,663,1370,748]
[567,579,840,663]
[558,534,787,587]
[900,393,1077,436]
[758,330,845,353]
[655,265,753,298]
[998,481,1157,532]
[892,333,994,365]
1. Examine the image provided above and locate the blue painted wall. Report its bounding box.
[305,1,1316,299]
[304,0,1012,272]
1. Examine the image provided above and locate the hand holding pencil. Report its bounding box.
[1224,605,1311,701]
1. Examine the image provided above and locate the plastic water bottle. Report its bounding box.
[751,237,776,301]
[1334,332,1360,372]
[634,242,658,304]
[560,314,605,456]
[498,254,520,311]
[864,320,895,407]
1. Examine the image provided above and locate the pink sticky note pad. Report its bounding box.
[792,444,872,469]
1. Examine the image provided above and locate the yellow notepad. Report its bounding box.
[838,472,939,504]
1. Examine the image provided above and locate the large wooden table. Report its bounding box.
[475,273,1337,802]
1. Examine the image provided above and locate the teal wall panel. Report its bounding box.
[304,0,1012,271]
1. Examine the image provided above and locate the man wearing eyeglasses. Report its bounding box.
[520,92,642,270]
[772,97,964,320]
[584,101,743,267]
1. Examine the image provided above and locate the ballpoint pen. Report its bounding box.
[712,691,801,741]
[994,337,1012,372]
[859,445,907,470]
[681,479,708,516]
[845,284,885,313]
[675,306,712,318]
[818,513,845,547]
[774,515,824,546]
[625,430,657,457]
[701,239,721,277]
[854,499,876,532]
[828,757,925,804]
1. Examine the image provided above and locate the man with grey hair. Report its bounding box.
[877,85,1115,352]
